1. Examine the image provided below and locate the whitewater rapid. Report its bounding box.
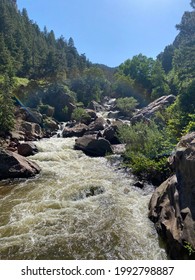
[0,137,167,260]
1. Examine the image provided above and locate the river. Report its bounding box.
[0,137,167,260]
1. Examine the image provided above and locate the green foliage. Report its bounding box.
[150,61,170,100]
[71,107,90,123]
[118,121,173,180]
[173,10,195,84]
[0,0,90,80]
[71,67,111,106]
[184,241,195,256]
[118,54,154,90]
[191,0,195,9]
[119,121,172,158]
[178,79,195,114]
[112,74,147,105]
[62,105,69,115]
[166,98,187,140]
[0,74,15,133]
[38,104,55,117]
[13,77,29,87]
[157,45,175,74]
[166,80,195,139]
[117,54,154,102]
[182,114,195,134]
[13,81,76,121]
[116,97,139,118]
[124,152,169,177]
[116,54,170,104]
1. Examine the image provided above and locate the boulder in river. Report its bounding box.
[148,132,195,259]
[43,117,59,131]
[62,123,88,138]
[17,142,38,157]
[0,149,41,180]
[88,117,107,132]
[103,120,122,144]
[74,135,113,157]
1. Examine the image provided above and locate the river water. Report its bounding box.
[0,137,167,260]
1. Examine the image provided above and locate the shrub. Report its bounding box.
[0,75,15,134]
[118,121,174,182]
[39,104,55,117]
[116,97,139,117]
[71,108,90,123]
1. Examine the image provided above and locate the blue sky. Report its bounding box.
[17,0,192,67]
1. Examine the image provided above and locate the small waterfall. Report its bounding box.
[56,122,66,138]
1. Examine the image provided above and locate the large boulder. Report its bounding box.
[85,109,97,119]
[43,117,59,131]
[11,117,43,141]
[149,132,195,259]
[103,120,123,144]
[39,105,55,117]
[42,85,75,121]
[87,100,104,112]
[0,149,41,180]
[20,121,43,140]
[9,130,26,141]
[75,109,97,125]
[17,142,38,157]
[88,117,107,132]
[62,123,88,138]
[74,135,113,157]
[132,95,176,124]
[25,108,43,125]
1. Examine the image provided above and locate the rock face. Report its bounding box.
[20,121,43,140]
[132,95,176,124]
[74,135,113,157]
[11,107,43,141]
[25,108,43,125]
[149,132,195,259]
[43,89,75,121]
[0,149,41,180]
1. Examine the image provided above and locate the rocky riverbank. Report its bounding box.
[149,132,195,259]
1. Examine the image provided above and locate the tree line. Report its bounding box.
[0,0,90,80]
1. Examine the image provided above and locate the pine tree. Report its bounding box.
[0,74,15,134]
[191,0,195,9]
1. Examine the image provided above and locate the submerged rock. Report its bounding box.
[72,186,105,201]
[0,149,41,180]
